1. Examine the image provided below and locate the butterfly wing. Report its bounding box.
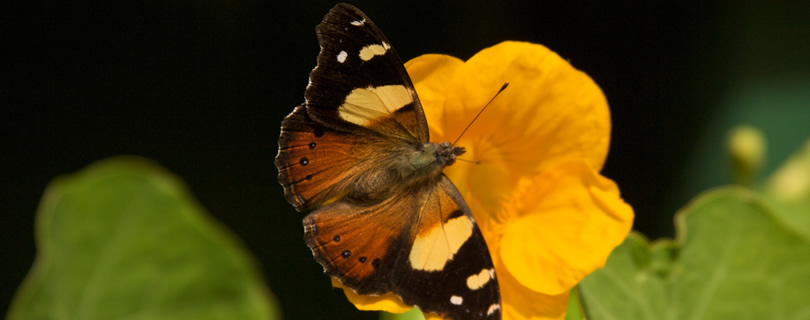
[304,176,501,320]
[305,3,429,143]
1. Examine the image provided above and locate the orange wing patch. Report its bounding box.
[277,106,367,210]
[304,199,408,295]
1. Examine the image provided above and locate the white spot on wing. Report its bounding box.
[450,295,463,305]
[337,50,347,63]
[350,18,366,26]
[487,304,500,316]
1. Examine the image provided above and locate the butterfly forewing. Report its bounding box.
[305,3,429,143]
[277,3,502,320]
[276,105,372,211]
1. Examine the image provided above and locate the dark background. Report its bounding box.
[3,0,809,318]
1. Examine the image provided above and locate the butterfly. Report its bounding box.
[275,3,501,319]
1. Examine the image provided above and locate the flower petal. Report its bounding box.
[499,262,570,320]
[423,311,446,320]
[405,54,465,139]
[438,42,611,211]
[331,277,413,313]
[499,160,634,294]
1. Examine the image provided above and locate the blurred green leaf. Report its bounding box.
[762,139,810,238]
[381,308,424,320]
[578,187,810,320]
[7,157,279,320]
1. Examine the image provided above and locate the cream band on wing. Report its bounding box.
[358,42,391,61]
[408,216,474,271]
[338,85,412,126]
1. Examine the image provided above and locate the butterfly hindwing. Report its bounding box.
[401,177,501,319]
[305,3,429,142]
[303,176,501,319]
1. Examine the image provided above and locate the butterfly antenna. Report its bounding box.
[452,81,509,147]
[455,158,481,165]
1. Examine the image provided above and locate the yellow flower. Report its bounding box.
[337,41,634,320]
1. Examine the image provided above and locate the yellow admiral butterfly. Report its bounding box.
[275,3,501,319]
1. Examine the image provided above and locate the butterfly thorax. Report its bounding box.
[345,141,464,202]
[396,141,464,180]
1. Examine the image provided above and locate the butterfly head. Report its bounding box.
[407,141,465,170]
[437,141,465,166]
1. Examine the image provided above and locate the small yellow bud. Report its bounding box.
[728,125,766,187]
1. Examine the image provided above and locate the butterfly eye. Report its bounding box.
[341,250,351,258]
[358,257,367,263]
[333,235,341,242]
[314,128,325,137]
[309,142,317,149]
[300,157,309,166]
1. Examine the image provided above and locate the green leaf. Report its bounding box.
[7,157,279,320]
[578,187,810,320]
[564,288,584,320]
[381,308,424,320]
